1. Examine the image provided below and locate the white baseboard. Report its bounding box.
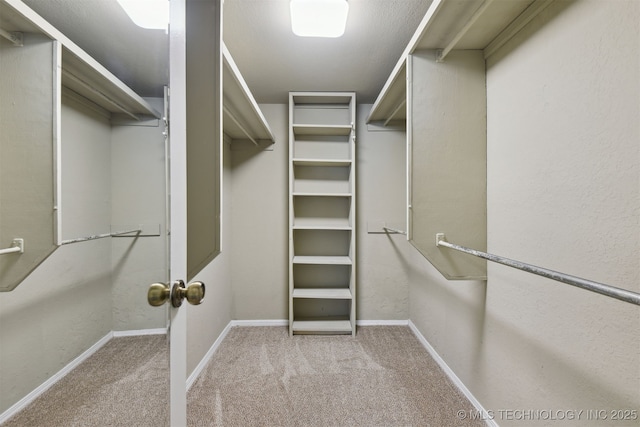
[230,319,288,327]
[407,321,498,427]
[357,319,409,326]
[0,331,113,424]
[113,328,167,337]
[186,322,234,390]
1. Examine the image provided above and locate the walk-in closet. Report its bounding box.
[1,0,638,426]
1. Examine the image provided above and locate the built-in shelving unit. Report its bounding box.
[222,43,275,146]
[367,0,550,125]
[289,92,356,335]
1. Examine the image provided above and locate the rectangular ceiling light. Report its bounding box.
[290,0,349,38]
[116,0,169,31]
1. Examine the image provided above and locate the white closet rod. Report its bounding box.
[61,228,141,245]
[0,239,24,255]
[383,227,407,235]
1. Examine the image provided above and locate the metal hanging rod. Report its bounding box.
[0,239,24,255]
[383,227,407,235]
[435,233,640,306]
[61,228,141,245]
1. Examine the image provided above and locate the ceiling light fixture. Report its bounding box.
[290,0,349,38]
[116,0,169,31]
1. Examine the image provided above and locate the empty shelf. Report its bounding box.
[292,158,352,167]
[1,0,161,119]
[293,124,352,136]
[292,221,352,230]
[293,256,352,265]
[292,320,353,333]
[223,44,275,143]
[293,192,352,197]
[292,288,352,299]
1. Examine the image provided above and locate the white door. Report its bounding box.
[167,0,222,425]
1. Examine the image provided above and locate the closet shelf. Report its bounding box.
[367,0,547,124]
[222,44,275,144]
[292,192,352,198]
[292,320,352,333]
[292,124,352,136]
[1,0,161,119]
[292,223,352,231]
[292,256,352,265]
[292,288,352,299]
[292,158,352,167]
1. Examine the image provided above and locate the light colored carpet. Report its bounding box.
[187,326,485,427]
[3,326,486,427]
[2,335,169,427]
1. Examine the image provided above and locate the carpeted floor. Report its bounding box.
[2,335,169,427]
[188,326,485,427]
[3,326,486,427]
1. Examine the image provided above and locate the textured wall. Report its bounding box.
[187,140,234,376]
[356,106,410,320]
[230,104,289,320]
[111,99,168,331]
[0,97,114,414]
[409,1,640,426]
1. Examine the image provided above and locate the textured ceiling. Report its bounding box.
[223,0,434,103]
[18,0,434,103]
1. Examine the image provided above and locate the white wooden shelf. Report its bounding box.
[367,0,548,125]
[1,0,161,120]
[292,192,352,197]
[292,124,352,136]
[291,94,354,105]
[292,256,352,265]
[292,221,351,230]
[292,320,353,333]
[293,158,352,167]
[222,44,275,145]
[292,288,352,299]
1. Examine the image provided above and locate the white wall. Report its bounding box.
[111,100,168,331]
[0,96,114,414]
[409,1,640,425]
[228,103,412,322]
[230,104,289,320]
[187,140,233,375]
[0,96,169,415]
[356,109,411,320]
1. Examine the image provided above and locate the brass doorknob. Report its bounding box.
[147,282,171,306]
[171,280,205,307]
[147,280,205,307]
